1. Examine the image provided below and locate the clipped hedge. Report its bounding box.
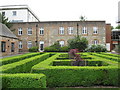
[0,53,50,73]
[1,73,46,88]
[92,53,119,62]
[53,60,108,66]
[0,53,42,66]
[32,53,118,87]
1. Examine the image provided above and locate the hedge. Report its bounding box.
[0,52,42,66]
[91,53,119,62]
[0,73,46,88]
[31,53,118,87]
[53,60,109,66]
[0,53,50,73]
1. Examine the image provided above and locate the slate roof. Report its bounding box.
[0,23,18,39]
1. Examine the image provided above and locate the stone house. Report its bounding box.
[0,23,18,56]
[10,21,111,52]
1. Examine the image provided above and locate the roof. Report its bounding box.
[0,5,40,22]
[0,23,18,39]
[112,29,120,31]
[11,20,105,24]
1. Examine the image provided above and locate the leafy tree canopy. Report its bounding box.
[0,13,12,28]
[67,35,88,51]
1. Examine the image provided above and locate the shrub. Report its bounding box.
[60,46,70,52]
[29,47,39,52]
[44,46,59,52]
[85,45,107,52]
[0,53,50,73]
[1,73,46,88]
[44,42,61,52]
[68,35,88,51]
[32,53,118,87]
[0,53,41,66]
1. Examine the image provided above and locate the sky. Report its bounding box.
[0,0,119,27]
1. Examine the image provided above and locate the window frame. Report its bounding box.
[59,41,65,47]
[27,41,32,49]
[59,27,64,35]
[93,27,98,34]
[27,28,32,35]
[93,40,98,45]
[19,41,22,49]
[40,27,44,35]
[11,42,15,52]
[18,28,22,35]
[68,27,73,35]
[82,27,87,34]
[1,41,6,52]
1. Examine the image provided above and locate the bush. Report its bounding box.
[44,41,70,52]
[68,35,88,51]
[44,46,59,52]
[1,73,46,88]
[60,46,70,52]
[85,45,107,52]
[29,47,39,52]
[0,53,50,73]
[0,53,41,66]
[32,53,118,87]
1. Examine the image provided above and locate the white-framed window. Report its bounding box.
[82,27,87,34]
[68,27,73,34]
[27,41,32,48]
[12,11,17,16]
[93,40,98,45]
[18,28,22,35]
[93,27,98,34]
[59,27,64,35]
[19,41,22,49]
[40,27,44,35]
[59,41,64,47]
[27,28,32,35]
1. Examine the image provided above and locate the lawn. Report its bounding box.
[0,52,119,88]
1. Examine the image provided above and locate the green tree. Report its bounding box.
[79,15,86,21]
[115,25,120,29]
[67,35,88,51]
[0,13,12,28]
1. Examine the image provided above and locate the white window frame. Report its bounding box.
[27,28,32,35]
[59,41,64,47]
[93,40,98,45]
[68,27,73,35]
[93,27,98,34]
[59,27,64,35]
[19,41,22,49]
[12,11,17,16]
[40,27,44,35]
[82,27,87,34]
[27,41,32,48]
[18,28,22,35]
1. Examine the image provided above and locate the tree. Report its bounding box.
[111,26,114,30]
[0,13,12,28]
[79,15,86,21]
[115,25,120,29]
[67,35,88,51]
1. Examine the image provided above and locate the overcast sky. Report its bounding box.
[0,0,119,27]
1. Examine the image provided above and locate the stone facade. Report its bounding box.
[11,21,110,52]
[0,23,19,56]
[0,36,18,56]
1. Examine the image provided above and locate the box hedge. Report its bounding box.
[32,53,118,87]
[0,53,50,73]
[0,73,46,88]
[0,52,42,66]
